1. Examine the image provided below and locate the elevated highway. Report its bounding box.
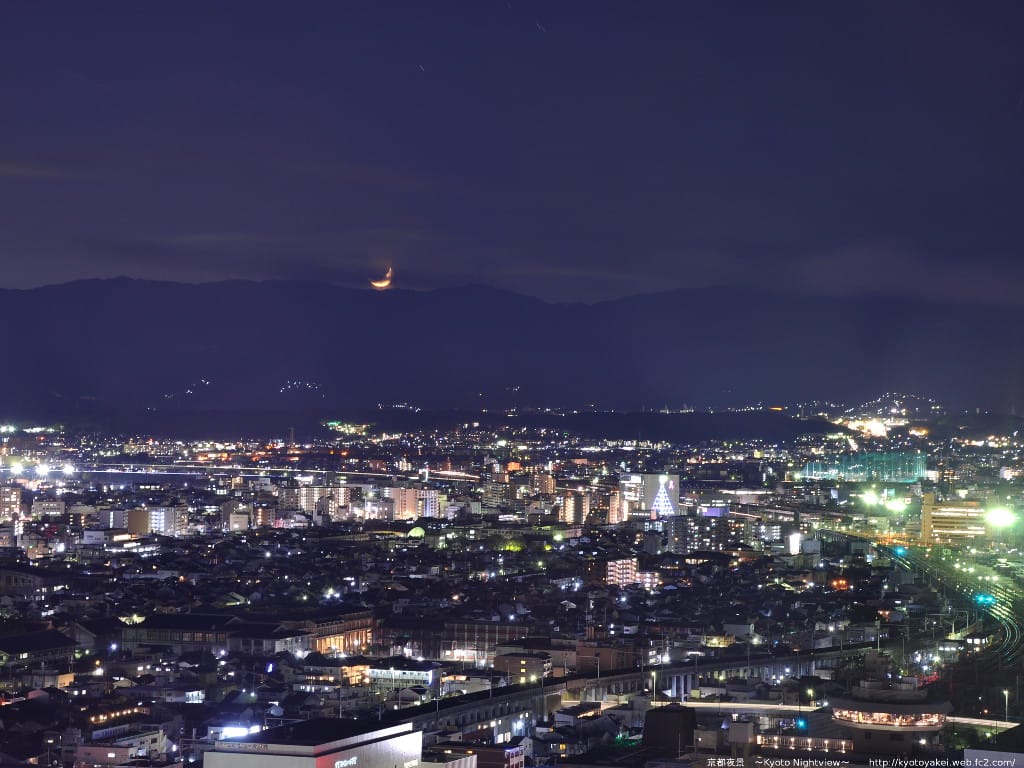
[394,645,865,733]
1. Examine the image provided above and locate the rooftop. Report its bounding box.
[224,718,411,749]
[0,630,78,654]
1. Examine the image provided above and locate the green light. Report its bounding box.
[862,490,880,506]
[986,508,1017,528]
[885,499,907,513]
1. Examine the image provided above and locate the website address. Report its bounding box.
[869,760,1017,768]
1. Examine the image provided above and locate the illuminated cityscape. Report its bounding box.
[3,2,1024,766]
[0,396,1015,764]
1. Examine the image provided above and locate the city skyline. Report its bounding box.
[0,402,1019,763]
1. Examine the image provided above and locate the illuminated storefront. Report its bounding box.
[830,698,952,755]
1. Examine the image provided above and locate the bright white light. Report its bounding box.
[62,463,75,476]
[35,463,50,478]
[788,532,802,556]
[10,462,22,476]
[987,508,1016,529]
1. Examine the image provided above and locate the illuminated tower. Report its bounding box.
[649,475,676,518]
[608,490,625,525]
[619,473,679,521]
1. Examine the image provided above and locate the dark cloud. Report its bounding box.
[0,154,80,179]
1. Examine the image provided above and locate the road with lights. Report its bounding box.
[1,461,480,484]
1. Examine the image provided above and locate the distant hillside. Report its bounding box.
[0,278,1020,425]
[352,408,842,445]
[921,412,1024,440]
[24,406,838,442]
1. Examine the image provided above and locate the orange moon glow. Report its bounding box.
[370,266,393,290]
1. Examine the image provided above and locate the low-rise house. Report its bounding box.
[0,630,79,670]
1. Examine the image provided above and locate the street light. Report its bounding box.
[1004,689,1010,723]
[987,508,1016,529]
[807,688,815,708]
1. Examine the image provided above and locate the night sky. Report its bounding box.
[2,2,1023,304]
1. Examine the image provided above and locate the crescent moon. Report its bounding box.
[370,267,393,290]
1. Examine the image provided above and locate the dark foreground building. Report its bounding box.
[642,703,696,756]
[204,718,422,768]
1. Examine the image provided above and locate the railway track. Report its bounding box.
[887,546,1024,675]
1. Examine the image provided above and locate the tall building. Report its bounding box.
[252,504,277,528]
[607,490,625,525]
[558,491,590,525]
[920,493,987,544]
[381,486,442,521]
[0,486,20,520]
[481,480,511,510]
[665,514,751,555]
[605,557,638,587]
[126,506,189,537]
[619,473,679,520]
[385,487,419,520]
[279,483,351,519]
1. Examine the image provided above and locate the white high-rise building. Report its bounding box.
[148,506,189,537]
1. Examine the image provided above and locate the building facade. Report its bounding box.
[204,719,422,768]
